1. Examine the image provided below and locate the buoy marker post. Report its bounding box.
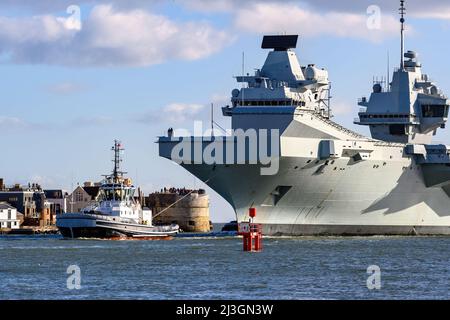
[238,208,263,252]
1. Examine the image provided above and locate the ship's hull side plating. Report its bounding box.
[159,112,450,236]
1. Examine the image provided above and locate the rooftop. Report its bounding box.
[83,186,101,199]
[0,202,15,210]
[44,190,68,199]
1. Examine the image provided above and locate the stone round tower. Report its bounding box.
[148,189,211,233]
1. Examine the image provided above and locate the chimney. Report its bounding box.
[84,181,94,187]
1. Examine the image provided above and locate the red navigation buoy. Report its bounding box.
[249,207,256,219]
[238,208,262,252]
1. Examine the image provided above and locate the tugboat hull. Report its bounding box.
[56,213,179,239]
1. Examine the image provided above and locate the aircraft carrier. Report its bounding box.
[158,1,450,236]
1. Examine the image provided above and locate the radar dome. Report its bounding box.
[305,65,328,82]
[231,89,240,97]
[373,83,382,93]
[430,86,438,96]
[404,60,421,68]
[404,51,417,59]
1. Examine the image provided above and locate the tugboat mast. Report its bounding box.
[399,0,406,70]
[111,140,125,182]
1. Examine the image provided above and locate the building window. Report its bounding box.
[75,192,84,202]
[188,220,196,226]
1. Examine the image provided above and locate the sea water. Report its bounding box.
[1,233,449,300]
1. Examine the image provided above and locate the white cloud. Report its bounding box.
[412,9,450,20]
[210,93,229,105]
[1,0,450,19]
[234,2,400,42]
[286,0,450,19]
[70,116,114,127]
[181,0,237,13]
[161,103,205,123]
[0,1,442,68]
[182,0,450,18]
[0,116,30,129]
[0,4,231,67]
[47,82,87,94]
[330,101,354,116]
[0,15,76,44]
[137,103,206,125]
[0,1,161,12]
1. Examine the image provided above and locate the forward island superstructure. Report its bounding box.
[158,1,450,236]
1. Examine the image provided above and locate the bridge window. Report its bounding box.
[389,124,405,135]
[237,100,294,106]
[422,105,448,118]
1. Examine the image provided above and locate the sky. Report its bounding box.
[1,0,450,222]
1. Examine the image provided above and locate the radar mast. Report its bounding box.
[110,140,126,183]
[399,0,406,70]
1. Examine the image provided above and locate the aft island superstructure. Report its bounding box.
[158,1,450,236]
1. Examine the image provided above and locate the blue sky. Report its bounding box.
[1,0,450,222]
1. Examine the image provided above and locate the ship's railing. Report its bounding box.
[373,141,406,147]
[295,109,407,147]
[355,118,420,125]
[79,212,178,230]
[83,212,138,224]
[355,114,420,125]
[298,110,366,139]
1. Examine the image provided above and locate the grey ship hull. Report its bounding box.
[179,161,450,236]
[159,112,450,236]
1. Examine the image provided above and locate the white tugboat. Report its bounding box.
[57,140,179,239]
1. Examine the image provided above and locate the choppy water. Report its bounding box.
[1,233,449,300]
